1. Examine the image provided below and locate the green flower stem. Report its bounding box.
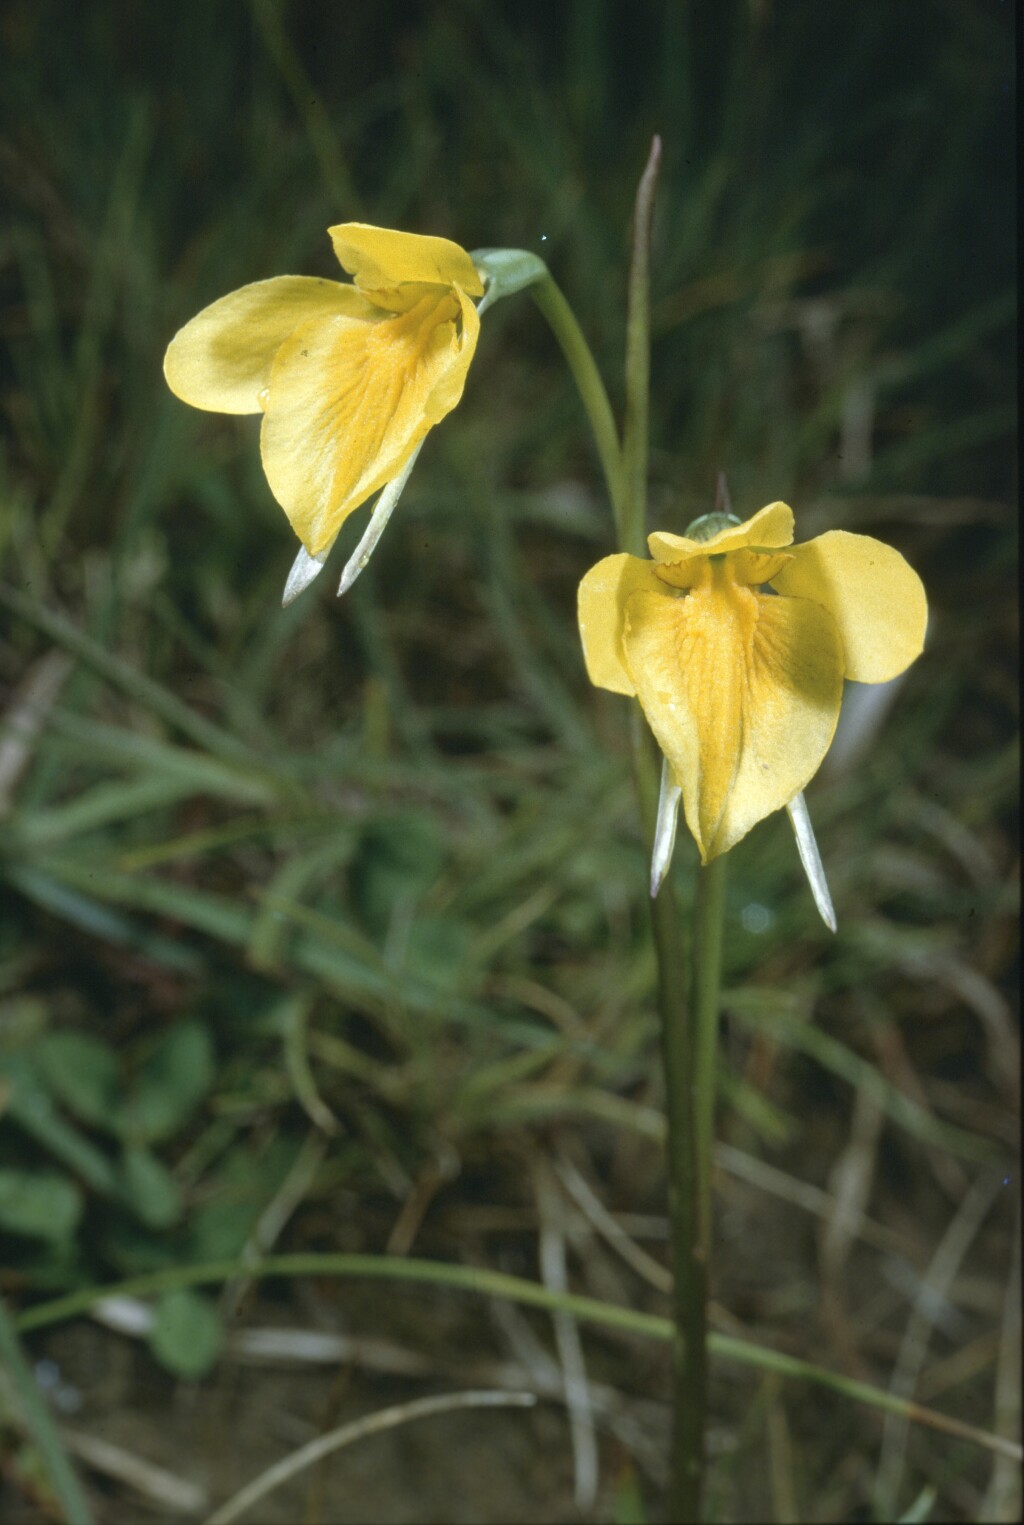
[642,844,730,1525]
[693,854,728,1255]
[619,134,711,1522]
[526,146,728,1517]
[529,275,627,540]
[632,720,707,1521]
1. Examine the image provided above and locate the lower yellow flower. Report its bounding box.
[164,223,483,574]
[578,501,927,872]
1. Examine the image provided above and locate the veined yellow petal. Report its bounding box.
[770,530,927,683]
[623,574,843,861]
[260,289,478,556]
[328,223,484,298]
[577,554,667,696]
[163,277,369,415]
[648,501,795,563]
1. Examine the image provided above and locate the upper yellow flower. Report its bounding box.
[163,224,484,558]
[578,502,927,864]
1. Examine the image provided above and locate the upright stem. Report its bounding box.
[621,135,713,1522]
[529,275,627,541]
[692,855,728,1260]
[531,135,721,1519]
[631,721,707,1522]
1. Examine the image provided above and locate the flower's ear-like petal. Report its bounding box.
[656,549,793,591]
[260,290,477,557]
[577,554,667,696]
[771,530,927,684]
[729,549,793,586]
[623,584,844,861]
[328,223,484,297]
[654,556,703,590]
[648,502,795,563]
[164,277,368,415]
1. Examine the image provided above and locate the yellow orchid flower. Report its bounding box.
[578,502,927,902]
[164,223,484,591]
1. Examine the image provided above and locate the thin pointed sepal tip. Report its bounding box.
[282,543,330,607]
[336,442,424,598]
[650,757,682,900]
[785,792,838,933]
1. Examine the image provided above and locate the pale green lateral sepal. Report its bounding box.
[282,540,334,607]
[785,791,837,932]
[471,248,549,315]
[336,443,424,597]
[651,758,682,898]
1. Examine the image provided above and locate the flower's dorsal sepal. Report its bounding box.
[329,224,484,300]
[785,791,837,932]
[651,758,682,898]
[283,540,333,607]
[471,248,550,316]
[649,502,796,565]
[337,442,424,598]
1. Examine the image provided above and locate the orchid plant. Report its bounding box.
[165,179,927,1521]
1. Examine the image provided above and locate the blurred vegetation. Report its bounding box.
[0,1,1017,1521]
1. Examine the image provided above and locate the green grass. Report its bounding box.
[0,1,1017,1521]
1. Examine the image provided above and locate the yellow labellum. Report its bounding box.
[578,505,927,862]
[163,224,482,557]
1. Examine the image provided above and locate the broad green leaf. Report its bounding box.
[36,1032,120,1129]
[148,1289,222,1380]
[351,812,446,935]
[0,1169,83,1242]
[118,1145,183,1229]
[0,1053,118,1195]
[403,914,474,995]
[185,1200,260,1263]
[116,1021,214,1144]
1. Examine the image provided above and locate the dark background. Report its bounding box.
[0,2,1017,1521]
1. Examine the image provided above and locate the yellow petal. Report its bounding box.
[577,554,667,696]
[648,501,795,563]
[163,277,369,415]
[328,223,484,298]
[623,577,843,861]
[770,530,927,683]
[260,287,479,556]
